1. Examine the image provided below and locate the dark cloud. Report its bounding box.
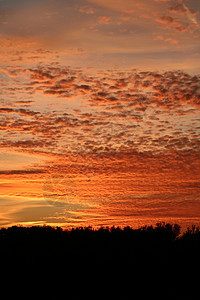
[14,100,34,105]
[0,107,39,117]
[8,206,61,223]
[0,139,54,149]
[156,15,174,25]
[2,65,200,109]
[169,4,187,15]
[0,169,45,175]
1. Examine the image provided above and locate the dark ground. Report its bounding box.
[0,222,199,299]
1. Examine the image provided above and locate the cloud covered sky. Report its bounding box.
[0,0,200,228]
[0,0,200,71]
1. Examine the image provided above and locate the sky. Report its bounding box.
[0,0,200,229]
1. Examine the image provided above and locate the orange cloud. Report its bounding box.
[1,66,200,159]
[169,3,187,15]
[165,38,179,44]
[156,15,174,25]
[78,6,95,14]
[98,16,111,24]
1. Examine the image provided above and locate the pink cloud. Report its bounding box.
[165,38,179,44]
[156,15,174,25]
[169,3,187,15]
[98,16,111,24]
[78,6,95,14]
[155,13,192,34]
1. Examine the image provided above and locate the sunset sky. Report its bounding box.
[0,0,200,229]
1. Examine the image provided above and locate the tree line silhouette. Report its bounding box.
[1,222,199,298]
[0,222,199,266]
